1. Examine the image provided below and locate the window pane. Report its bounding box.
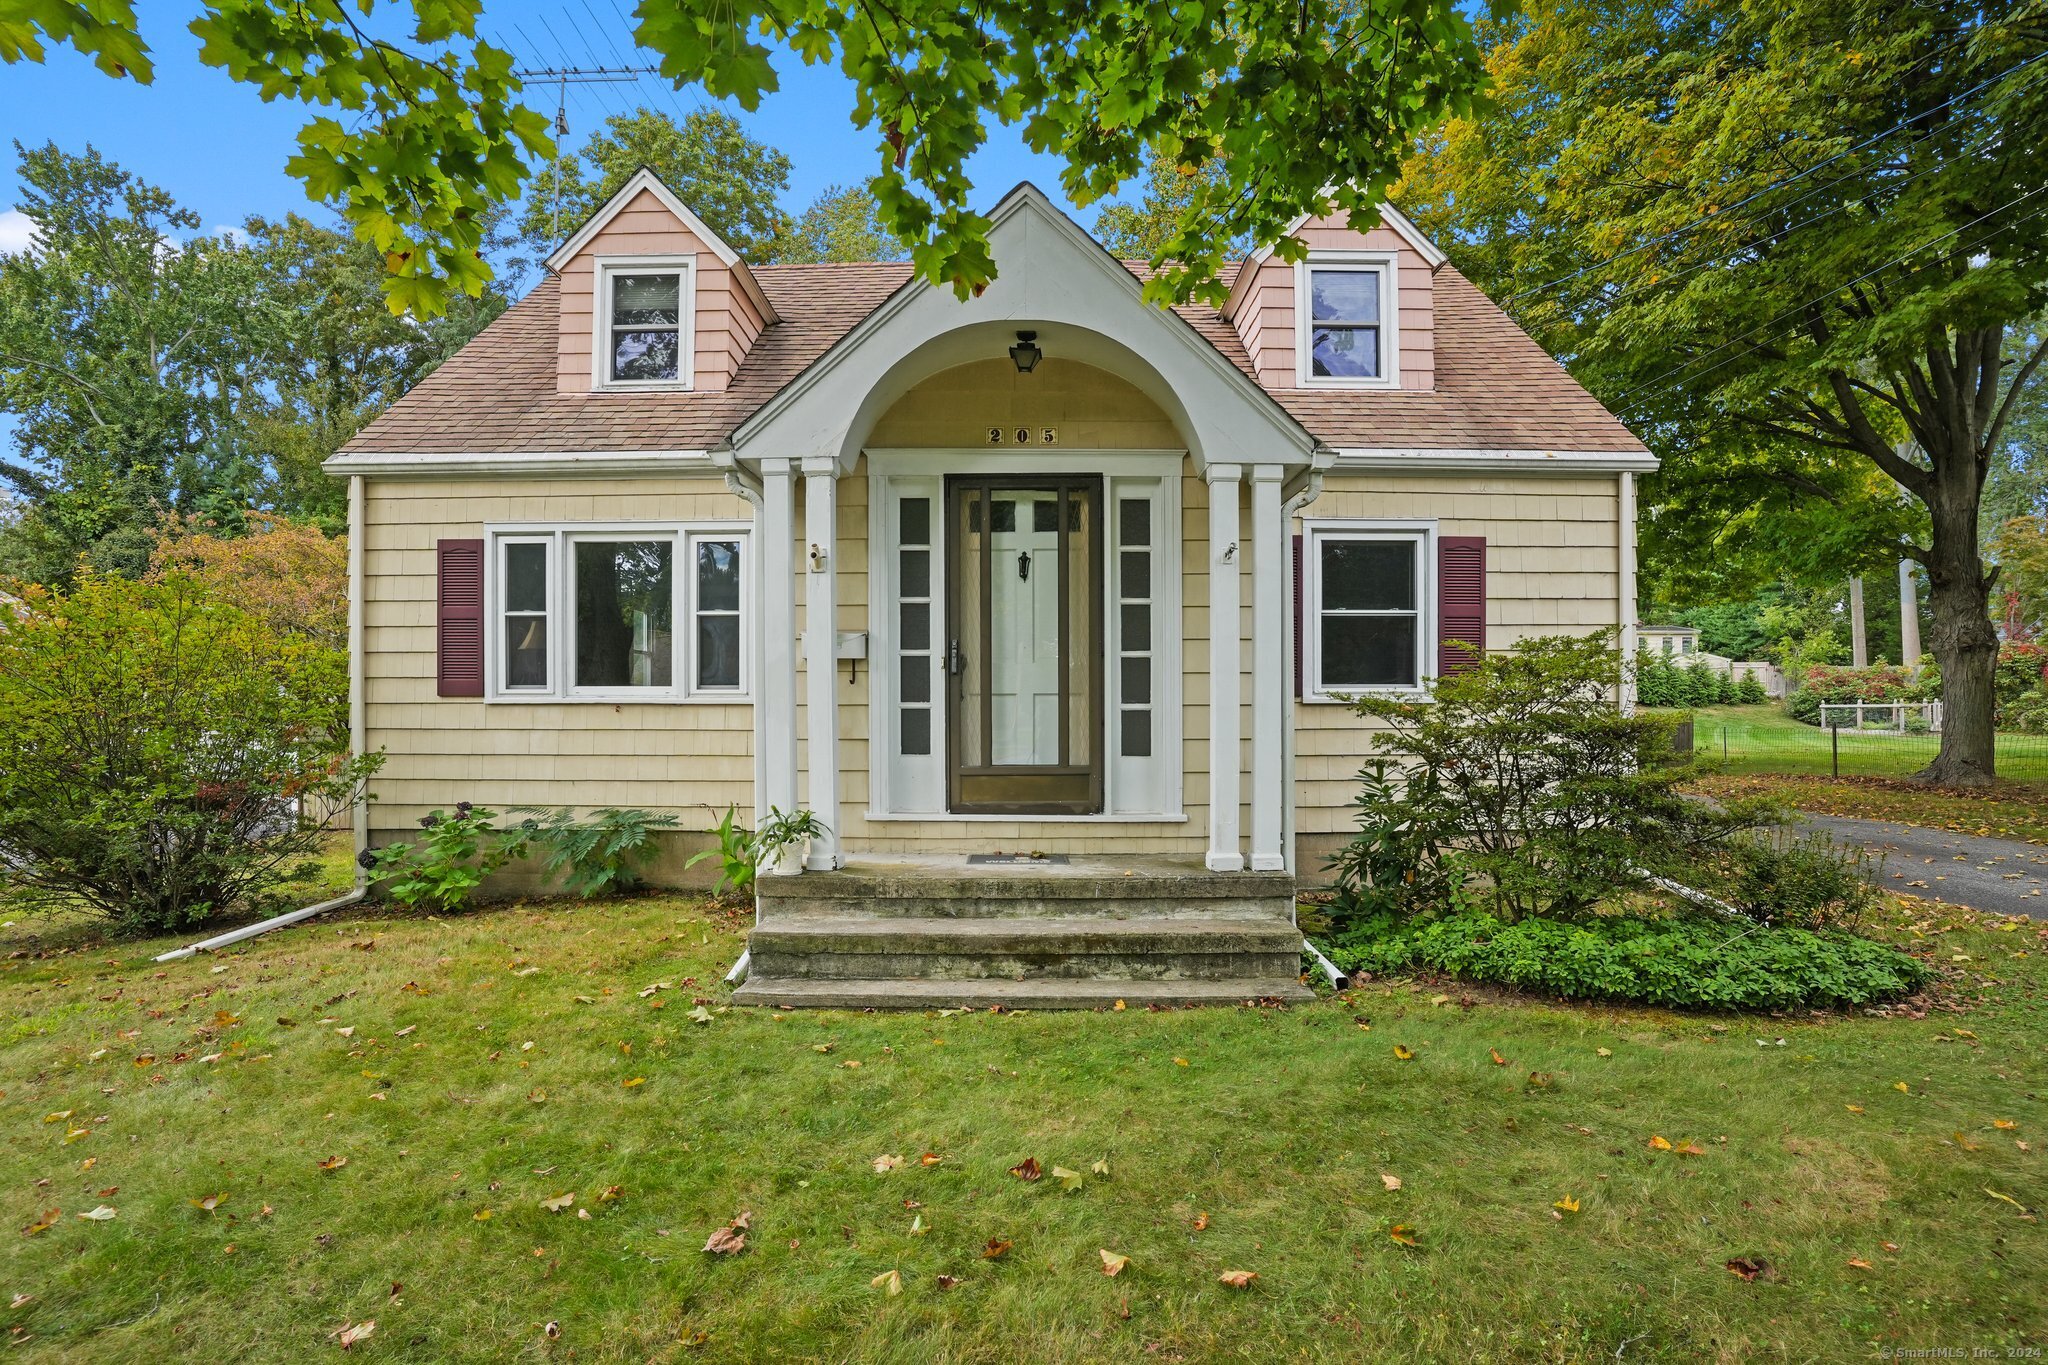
[1121,656,1150,706]
[901,707,931,756]
[1321,539,1414,611]
[900,601,930,651]
[696,617,740,689]
[1121,602,1150,652]
[1120,709,1152,758]
[1322,615,1417,688]
[1119,550,1150,600]
[1311,324,1379,379]
[1118,497,1151,547]
[899,549,929,598]
[505,542,547,612]
[898,496,929,546]
[991,499,1017,533]
[575,540,673,688]
[1311,268,1379,323]
[696,539,740,612]
[506,616,547,688]
[900,654,930,704]
[612,329,680,382]
[612,272,679,325]
[1032,498,1059,533]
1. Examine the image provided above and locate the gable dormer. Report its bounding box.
[546,168,778,395]
[1221,203,1443,392]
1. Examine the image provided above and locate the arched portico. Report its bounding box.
[720,185,1329,876]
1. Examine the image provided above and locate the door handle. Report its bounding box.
[948,638,965,676]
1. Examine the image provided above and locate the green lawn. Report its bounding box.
[1679,704,2048,780]
[1,893,2043,1363]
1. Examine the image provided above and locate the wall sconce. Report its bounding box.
[1009,330,1042,374]
[808,543,827,572]
[1220,542,1237,563]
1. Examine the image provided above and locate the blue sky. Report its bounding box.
[0,2,1094,262]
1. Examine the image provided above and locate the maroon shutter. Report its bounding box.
[437,538,486,697]
[1437,535,1487,676]
[1291,533,1304,698]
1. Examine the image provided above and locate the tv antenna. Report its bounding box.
[515,65,660,245]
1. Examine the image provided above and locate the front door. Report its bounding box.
[946,477,1104,814]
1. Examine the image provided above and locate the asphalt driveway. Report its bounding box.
[1796,813,2048,919]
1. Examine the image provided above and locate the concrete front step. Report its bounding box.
[749,913,1303,982]
[754,858,1295,921]
[732,975,1314,1011]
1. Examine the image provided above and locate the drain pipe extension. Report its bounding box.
[155,887,367,963]
[724,948,751,986]
[1302,938,1347,991]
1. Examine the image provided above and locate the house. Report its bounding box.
[1638,624,1698,657]
[326,171,1652,1007]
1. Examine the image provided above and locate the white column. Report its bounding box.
[1205,464,1244,872]
[802,456,840,870]
[1899,558,1922,668]
[1249,467,1286,872]
[1849,576,1868,667]
[758,458,801,871]
[1618,471,1637,715]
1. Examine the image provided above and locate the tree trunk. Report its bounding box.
[1916,469,1999,787]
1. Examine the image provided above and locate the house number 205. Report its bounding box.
[986,427,1058,445]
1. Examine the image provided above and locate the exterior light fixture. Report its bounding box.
[1009,330,1042,374]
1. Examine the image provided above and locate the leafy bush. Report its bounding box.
[1321,910,1928,1010]
[2003,690,2048,735]
[1341,631,1777,925]
[0,574,377,934]
[368,804,530,910]
[1633,649,1685,707]
[685,805,756,897]
[523,807,680,897]
[1706,829,1881,931]
[1325,761,1454,919]
[1734,670,1768,704]
[1787,662,1924,724]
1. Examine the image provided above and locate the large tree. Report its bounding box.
[1091,148,1244,261]
[517,106,793,261]
[2,1,1487,311]
[1401,0,2048,784]
[770,183,905,264]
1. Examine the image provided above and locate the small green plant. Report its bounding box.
[368,803,529,911]
[1708,829,1882,931]
[754,806,829,870]
[522,807,680,898]
[685,805,757,898]
[1325,760,1452,926]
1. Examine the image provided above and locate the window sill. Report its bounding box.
[863,810,1189,824]
[592,381,695,395]
[1296,375,1400,390]
[482,691,752,705]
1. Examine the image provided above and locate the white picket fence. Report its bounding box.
[1817,700,1943,733]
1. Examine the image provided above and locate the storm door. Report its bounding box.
[945,477,1104,814]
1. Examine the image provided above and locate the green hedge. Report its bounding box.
[1320,911,1929,1011]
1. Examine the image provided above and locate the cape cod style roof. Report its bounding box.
[338,256,1647,461]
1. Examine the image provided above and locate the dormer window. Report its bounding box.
[595,257,694,390]
[1297,253,1398,388]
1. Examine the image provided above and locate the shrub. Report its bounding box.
[368,804,529,911]
[1342,631,1778,925]
[523,807,680,897]
[1632,649,1683,708]
[1788,662,1921,725]
[1325,761,1454,919]
[1735,671,1768,705]
[1705,830,1881,931]
[0,574,378,934]
[1320,910,1929,1010]
[685,805,756,897]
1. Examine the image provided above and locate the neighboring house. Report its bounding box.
[1638,624,1784,695]
[1638,624,1699,657]
[327,171,1653,1006]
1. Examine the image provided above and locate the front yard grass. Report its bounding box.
[1691,771,2048,845]
[1680,704,2048,781]
[1,892,2043,1363]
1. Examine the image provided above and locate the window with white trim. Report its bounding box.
[1303,523,1431,697]
[1298,256,1396,386]
[487,525,747,700]
[596,259,693,389]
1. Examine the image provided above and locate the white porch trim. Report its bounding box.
[758,458,801,872]
[803,456,841,869]
[1249,467,1287,871]
[1205,463,1244,873]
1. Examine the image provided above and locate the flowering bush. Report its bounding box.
[1786,663,1926,724]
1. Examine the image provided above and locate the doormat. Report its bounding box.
[966,853,1070,866]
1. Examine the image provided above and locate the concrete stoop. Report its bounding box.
[733,855,1312,1009]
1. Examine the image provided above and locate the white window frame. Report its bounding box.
[593,255,695,392]
[1300,518,1435,703]
[482,521,750,703]
[1296,252,1400,389]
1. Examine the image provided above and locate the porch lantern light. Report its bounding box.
[1009,330,1042,374]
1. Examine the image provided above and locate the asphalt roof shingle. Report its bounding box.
[340,259,1645,457]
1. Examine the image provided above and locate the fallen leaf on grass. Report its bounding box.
[1994,1119,2018,1130]
[1388,1224,1420,1247]
[543,1321,560,1339]
[622,1077,645,1089]
[920,1153,945,1167]
[395,1025,416,1037]
[1392,1044,1416,1061]
[689,1006,714,1025]
[597,1185,623,1203]
[10,1293,32,1309]
[703,1223,746,1255]
[1845,1105,1865,1115]
[1725,1257,1769,1282]
[1090,1158,1109,1176]
[1489,1049,1507,1066]
[77,1206,116,1221]
[1882,1241,1900,1253]
[1098,1249,1130,1277]
[1191,1212,1209,1231]
[1051,1165,1083,1192]
[1595,1048,1612,1058]
[872,1154,905,1173]
[20,1209,59,1236]
[1553,1195,1580,1214]
[1846,1258,1874,1270]
[812,1043,835,1054]
[872,1268,903,1295]
[1953,1132,1982,1152]
[1526,1072,1553,1089]
[331,1320,375,1350]
[1984,1188,2035,1217]
[1380,1173,1402,1192]
[935,1274,961,1289]
[1647,1136,1673,1152]
[1007,1158,1042,1181]
[189,1193,228,1212]
[1172,1057,1189,1067]
[982,1237,1012,1260]
[1217,1270,1258,1288]
[318,1155,348,1171]
[42,1110,72,1123]
[473,1209,492,1221]
[1672,1140,1708,1157]
[540,1192,575,1213]
[1894,1082,1911,1094]
[909,1214,925,1236]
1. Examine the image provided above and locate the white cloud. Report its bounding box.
[0,210,37,257]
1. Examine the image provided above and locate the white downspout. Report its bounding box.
[1618,470,1638,714]
[1279,459,1328,880]
[719,452,769,831]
